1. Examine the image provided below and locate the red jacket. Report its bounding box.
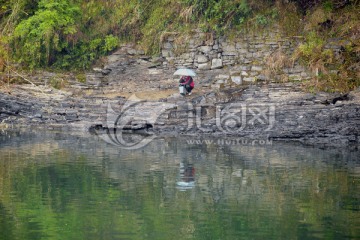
[180,76,195,88]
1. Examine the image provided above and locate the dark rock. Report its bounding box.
[321,93,349,105]
[148,62,162,68]
[101,68,112,75]
[65,113,78,122]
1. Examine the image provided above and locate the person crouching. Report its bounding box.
[179,76,194,95]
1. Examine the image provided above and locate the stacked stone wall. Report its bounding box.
[160,29,312,85]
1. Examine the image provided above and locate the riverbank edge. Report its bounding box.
[1,82,359,149]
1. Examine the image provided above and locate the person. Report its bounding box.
[179,75,194,95]
[176,161,195,190]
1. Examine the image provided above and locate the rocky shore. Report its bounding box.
[0,46,359,148]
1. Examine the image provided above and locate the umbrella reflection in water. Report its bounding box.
[176,161,195,191]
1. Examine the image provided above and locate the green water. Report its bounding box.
[0,131,359,240]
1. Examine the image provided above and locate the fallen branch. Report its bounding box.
[9,68,35,85]
[8,67,45,94]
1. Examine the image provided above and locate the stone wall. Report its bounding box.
[160,29,312,86]
[86,29,347,92]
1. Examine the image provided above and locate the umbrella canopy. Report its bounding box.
[173,68,196,77]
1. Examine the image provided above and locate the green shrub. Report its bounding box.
[13,0,80,68]
[295,31,325,63]
[103,35,118,53]
[182,0,251,34]
[9,0,121,70]
[75,73,86,83]
[49,75,68,89]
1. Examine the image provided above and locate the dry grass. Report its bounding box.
[159,32,179,43]
[0,121,9,130]
[0,57,5,72]
[180,6,194,23]
[264,47,293,81]
[265,47,292,73]
[304,8,331,32]
[334,9,360,40]
[159,31,194,55]
[276,2,303,36]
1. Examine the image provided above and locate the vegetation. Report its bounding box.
[291,1,360,92]
[0,136,359,239]
[0,0,359,91]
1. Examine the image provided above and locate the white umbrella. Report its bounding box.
[173,68,196,77]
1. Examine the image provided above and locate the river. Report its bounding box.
[0,130,359,239]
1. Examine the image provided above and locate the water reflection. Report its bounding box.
[176,161,195,191]
[0,130,359,240]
